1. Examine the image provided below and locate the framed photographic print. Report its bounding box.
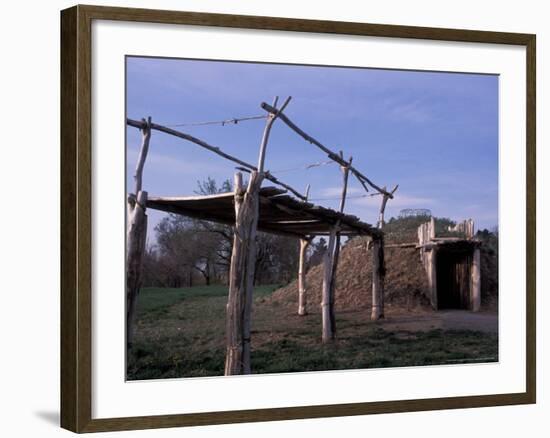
[60,4,536,433]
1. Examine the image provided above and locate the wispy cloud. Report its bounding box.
[382,96,436,124]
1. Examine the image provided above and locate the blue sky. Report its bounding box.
[126,57,498,242]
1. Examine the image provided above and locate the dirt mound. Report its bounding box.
[270,237,432,312]
[269,233,498,312]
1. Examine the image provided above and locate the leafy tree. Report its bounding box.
[308,237,327,268]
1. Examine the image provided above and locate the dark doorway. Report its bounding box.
[436,250,472,309]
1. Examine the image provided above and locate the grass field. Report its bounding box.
[127,285,498,380]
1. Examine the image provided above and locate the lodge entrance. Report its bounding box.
[436,249,472,310]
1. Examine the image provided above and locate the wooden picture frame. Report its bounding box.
[60,4,536,433]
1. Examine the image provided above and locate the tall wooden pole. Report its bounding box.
[372,183,395,319]
[377,184,398,229]
[133,117,152,195]
[226,171,264,375]
[225,97,290,375]
[126,118,152,347]
[321,226,337,342]
[298,237,311,316]
[331,156,352,272]
[257,96,291,173]
[321,155,351,342]
[126,191,148,346]
[371,236,386,320]
[426,247,438,310]
[471,247,481,312]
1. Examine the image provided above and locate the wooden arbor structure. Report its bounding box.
[126,97,396,375]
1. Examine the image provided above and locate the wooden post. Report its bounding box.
[225,171,263,375]
[225,97,291,375]
[321,227,337,342]
[257,96,291,173]
[371,237,386,320]
[298,238,311,316]
[321,155,351,342]
[298,185,312,317]
[126,190,148,347]
[471,247,481,312]
[225,98,291,375]
[126,118,152,347]
[133,117,152,195]
[377,184,398,229]
[426,247,438,310]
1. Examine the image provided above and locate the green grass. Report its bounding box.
[135,284,279,320]
[127,285,498,380]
